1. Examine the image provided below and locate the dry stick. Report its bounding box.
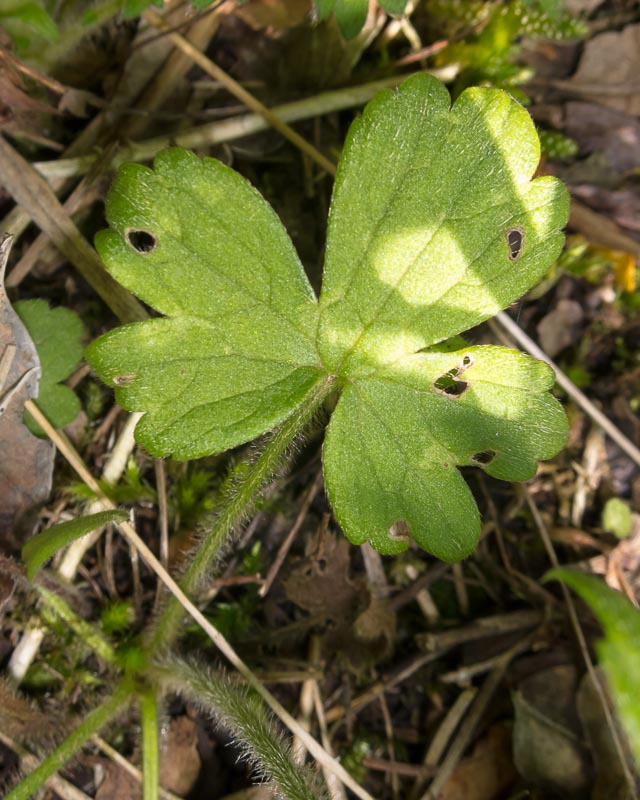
[259,472,323,597]
[411,688,477,799]
[324,651,443,725]
[154,458,170,609]
[60,412,144,581]
[33,75,428,182]
[523,486,639,799]
[143,8,338,177]
[6,162,108,288]
[121,3,227,141]
[312,682,348,800]
[0,137,146,324]
[569,198,640,259]
[23,400,375,800]
[419,636,531,800]
[492,311,640,468]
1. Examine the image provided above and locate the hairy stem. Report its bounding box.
[146,375,335,652]
[153,656,325,800]
[140,688,160,800]
[5,683,132,800]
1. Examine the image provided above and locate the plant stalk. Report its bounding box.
[5,683,132,800]
[146,375,335,652]
[140,688,160,800]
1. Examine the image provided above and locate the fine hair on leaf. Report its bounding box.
[153,655,326,800]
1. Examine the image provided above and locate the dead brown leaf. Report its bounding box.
[159,716,201,797]
[0,235,53,548]
[94,757,141,800]
[0,50,61,149]
[437,723,517,800]
[512,665,592,796]
[536,299,584,358]
[282,531,365,622]
[569,24,640,115]
[282,530,396,671]
[565,102,640,174]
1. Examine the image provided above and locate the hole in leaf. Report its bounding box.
[505,226,525,261]
[461,354,474,369]
[388,519,411,542]
[113,374,136,386]
[125,228,157,254]
[471,449,497,465]
[434,369,468,397]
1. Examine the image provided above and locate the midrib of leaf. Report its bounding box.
[327,100,513,374]
[327,93,501,312]
[322,96,452,310]
[166,177,319,344]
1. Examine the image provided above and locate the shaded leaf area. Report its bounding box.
[14,299,84,435]
[22,509,129,579]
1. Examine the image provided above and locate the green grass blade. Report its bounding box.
[22,509,129,579]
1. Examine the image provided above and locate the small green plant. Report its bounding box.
[429,0,588,97]
[314,0,408,39]
[87,73,569,561]
[10,75,571,800]
[14,299,84,435]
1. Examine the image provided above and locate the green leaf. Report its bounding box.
[314,0,336,20]
[318,74,568,557]
[86,148,323,460]
[602,498,634,539]
[22,510,129,579]
[334,0,369,38]
[14,299,84,435]
[546,569,640,764]
[88,76,569,560]
[324,345,567,557]
[122,0,161,17]
[0,2,59,41]
[377,0,408,15]
[317,74,569,377]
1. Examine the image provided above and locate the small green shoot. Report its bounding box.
[14,299,84,435]
[22,509,129,579]
[547,569,640,764]
[602,498,634,539]
[87,74,569,562]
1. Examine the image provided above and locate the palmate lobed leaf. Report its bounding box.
[88,74,569,560]
[86,148,324,460]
